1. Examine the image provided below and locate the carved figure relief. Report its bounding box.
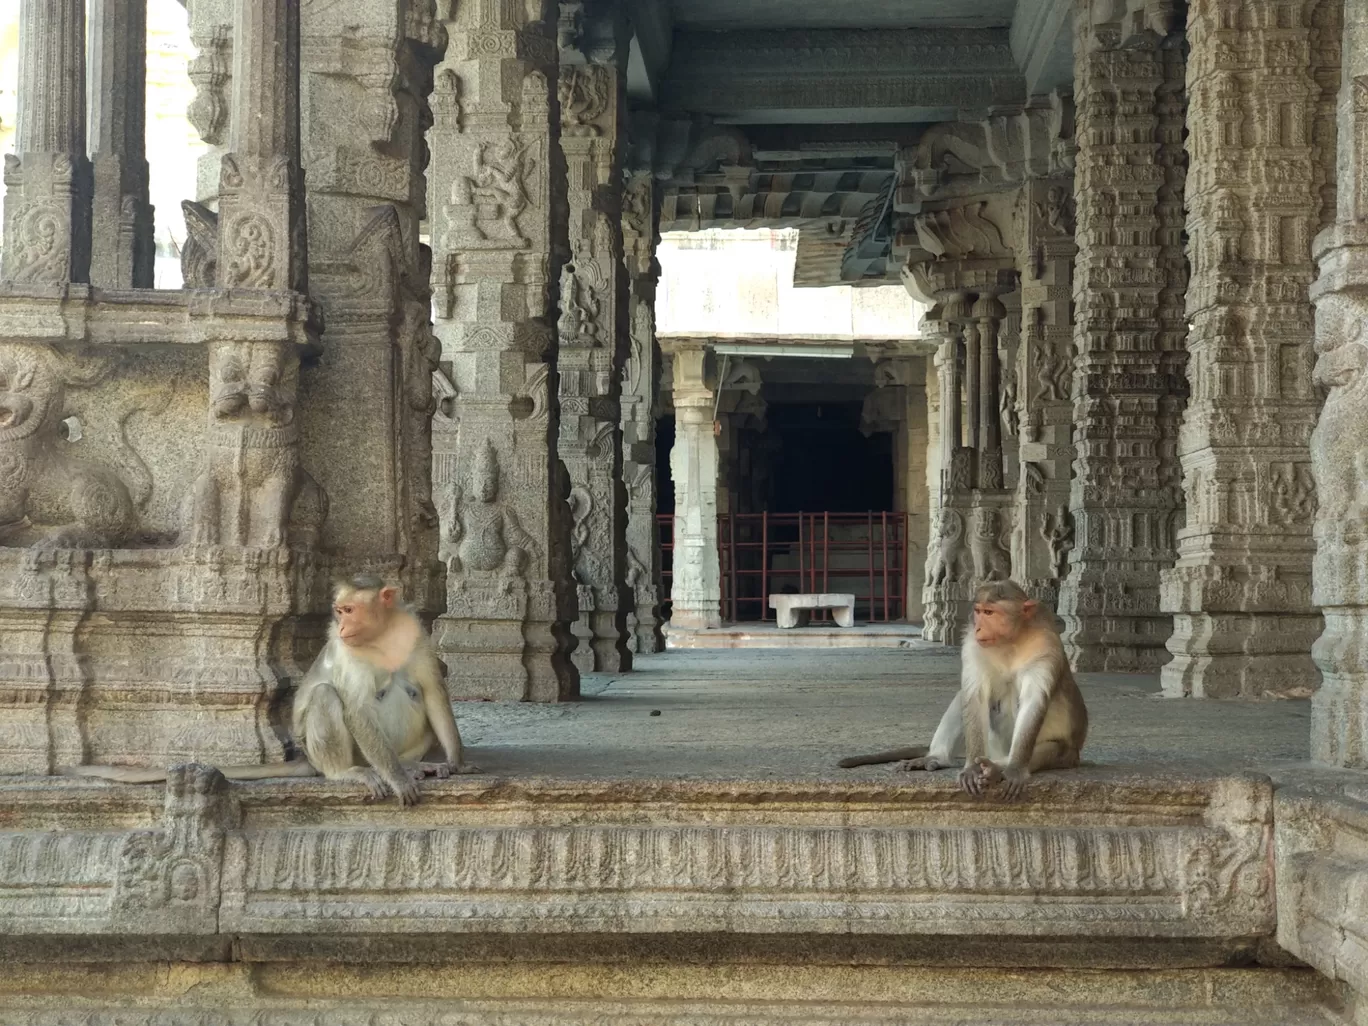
[442,439,539,577]
[180,201,219,287]
[930,509,974,586]
[1041,506,1074,581]
[1310,293,1368,526]
[181,342,327,549]
[1270,463,1316,527]
[1033,336,1069,403]
[0,345,145,549]
[2,153,76,284]
[970,508,1012,582]
[461,138,532,247]
[558,66,610,137]
[557,262,603,346]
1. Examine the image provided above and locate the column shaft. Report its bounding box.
[88,0,153,288]
[1159,0,1337,698]
[3,0,92,284]
[668,346,721,631]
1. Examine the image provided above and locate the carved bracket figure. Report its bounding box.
[181,341,327,549]
[931,509,975,586]
[971,507,1012,582]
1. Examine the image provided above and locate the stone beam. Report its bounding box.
[1011,0,1074,96]
[660,29,1026,124]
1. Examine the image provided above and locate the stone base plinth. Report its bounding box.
[0,769,1279,943]
[0,547,337,773]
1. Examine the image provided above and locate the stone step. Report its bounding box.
[0,963,1345,1026]
[0,767,1277,947]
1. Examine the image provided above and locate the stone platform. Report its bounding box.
[0,648,1359,1025]
[666,621,927,649]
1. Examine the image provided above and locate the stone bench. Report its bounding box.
[769,592,856,628]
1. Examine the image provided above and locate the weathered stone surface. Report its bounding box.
[1308,0,1368,769]
[1160,0,1339,700]
[0,771,1278,940]
[1056,0,1190,672]
[0,962,1345,1026]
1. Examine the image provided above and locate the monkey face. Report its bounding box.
[972,600,1034,647]
[334,585,399,646]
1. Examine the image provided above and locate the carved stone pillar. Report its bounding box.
[297,3,447,610]
[428,1,576,701]
[666,343,721,632]
[620,171,664,654]
[1160,0,1339,698]
[1014,179,1077,610]
[1057,1,1189,672]
[87,0,153,288]
[558,29,632,673]
[3,0,92,284]
[1308,1,1368,766]
[974,292,1006,490]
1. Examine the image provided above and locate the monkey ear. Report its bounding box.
[1022,599,1038,617]
[379,586,398,607]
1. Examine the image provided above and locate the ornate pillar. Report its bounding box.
[620,171,664,654]
[666,343,721,632]
[87,0,153,288]
[975,292,1006,490]
[1013,178,1077,610]
[296,3,447,612]
[3,0,92,284]
[558,5,632,673]
[1160,0,1339,698]
[1309,0,1368,765]
[1057,0,1189,672]
[428,0,576,701]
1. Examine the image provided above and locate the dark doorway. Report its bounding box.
[765,401,892,512]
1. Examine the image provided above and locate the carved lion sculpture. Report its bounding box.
[1311,292,1368,531]
[930,510,975,587]
[970,508,1013,582]
[0,345,140,549]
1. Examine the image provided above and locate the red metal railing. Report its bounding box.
[657,512,910,623]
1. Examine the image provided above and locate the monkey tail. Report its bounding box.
[58,765,170,784]
[59,760,320,784]
[837,746,929,769]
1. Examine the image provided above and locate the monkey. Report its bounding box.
[62,574,480,804]
[839,580,1087,800]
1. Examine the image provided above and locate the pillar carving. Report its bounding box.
[428,0,576,701]
[297,0,447,607]
[666,343,721,632]
[1057,1,1190,672]
[1160,0,1340,698]
[558,23,632,673]
[87,0,153,288]
[621,171,664,654]
[1012,179,1077,611]
[3,0,92,284]
[1309,1,1368,766]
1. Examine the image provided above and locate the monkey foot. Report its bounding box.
[404,761,452,781]
[896,756,948,772]
[451,762,484,775]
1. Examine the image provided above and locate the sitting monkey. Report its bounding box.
[64,574,479,804]
[840,580,1087,799]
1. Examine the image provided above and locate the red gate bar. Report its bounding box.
[658,512,911,624]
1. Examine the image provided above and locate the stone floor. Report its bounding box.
[454,644,1313,780]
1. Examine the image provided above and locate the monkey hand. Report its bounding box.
[957,761,988,796]
[975,758,1030,801]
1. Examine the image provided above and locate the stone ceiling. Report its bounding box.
[629,0,1071,285]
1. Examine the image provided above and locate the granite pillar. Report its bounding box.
[665,343,721,632]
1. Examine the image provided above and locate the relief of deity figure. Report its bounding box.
[441,438,539,578]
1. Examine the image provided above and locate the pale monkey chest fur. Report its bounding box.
[302,643,432,755]
[969,643,1072,762]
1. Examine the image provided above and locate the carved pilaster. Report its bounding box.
[621,171,664,654]
[87,0,153,288]
[2,0,92,285]
[558,46,631,673]
[1308,0,1368,766]
[429,0,576,701]
[666,343,721,632]
[1013,178,1077,612]
[1057,1,1189,672]
[1159,0,1338,698]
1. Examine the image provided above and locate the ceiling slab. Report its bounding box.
[668,0,1017,30]
[662,29,1026,123]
